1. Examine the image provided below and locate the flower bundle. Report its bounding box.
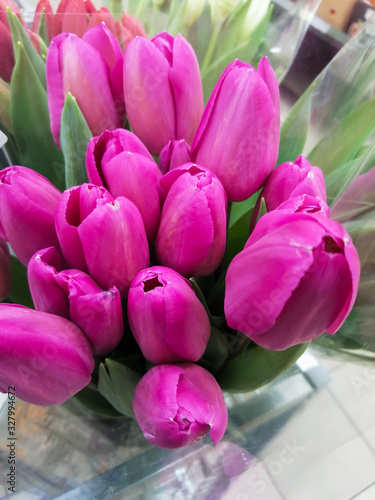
[0,4,361,450]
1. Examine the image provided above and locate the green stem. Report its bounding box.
[201,22,221,74]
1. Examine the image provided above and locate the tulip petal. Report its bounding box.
[124,36,175,155]
[27,246,69,317]
[78,196,149,296]
[169,34,203,144]
[0,304,94,405]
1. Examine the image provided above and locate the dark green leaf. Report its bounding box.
[60,93,92,188]
[98,359,141,418]
[217,342,308,392]
[10,43,65,190]
[73,385,124,418]
[10,256,33,308]
[201,326,229,372]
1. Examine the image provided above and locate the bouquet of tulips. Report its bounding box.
[0,1,361,450]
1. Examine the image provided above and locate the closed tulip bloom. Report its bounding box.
[156,163,227,277]
[55,184,149,297]
[86,129,161,240]
[133,363,228,449]
[0,0,23,82]
[128,266,210,363]
[0,304,94,405]
[158,140,191,175]
[191,58,280,202]
[0,237,11,301]
[260,155,327,212]
[53,0,96,38]
[32,0,54,40]
[124,32,204,155]
[225,211,360,350]
[0,166,62,266]
[116,12,147,52]
[28,246,124,355]
[46,29,123,147]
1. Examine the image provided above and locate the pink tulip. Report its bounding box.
[54,0,96,38]
[156,163,227,277]
[32,0,55,40]
[276,194,330,218]
[55,183,149,297]
[46,26,124,147]
[158,140,191,175]
[0,237,11,301]
[225,211,360,350]
[28,246,124,355]
[127,266,210,363]
[124,32,204,155]
[86,129,161,240]
[0,303,94,405]
[258,155,327,212]
[0,166,62,266]
[191,58,280,202]
[133,363,228,449]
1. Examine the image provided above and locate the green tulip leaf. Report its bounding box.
[10,256,33,308]
[308,96,375,177]
[37,7,50,47]
[10,43,65,190]
[201,326,229,372]
[6,9,46,89]
[60,93,92,188]
[217,342,308,392]
[73,385,124,418]
[277,81,316,165]
[98,359,142,418]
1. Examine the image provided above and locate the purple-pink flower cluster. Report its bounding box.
[0,28,360,450]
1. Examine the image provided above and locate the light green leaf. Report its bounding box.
[7,9,46,89]
[308,96,375,178]
[10,43,65,190]
[60,93,92,188]
[98,359,142,418]
[217,342,308,392]
[37,8,50,47]
[277,81,316,165]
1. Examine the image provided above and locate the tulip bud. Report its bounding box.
[0,0,23,82]
[225,211,360,350]
[28,246,124,355]
[0,303,94,405]
[86,129,161,241]
[124,32,203,155]
[46,28,123,148]
[127,266,210,363]
[32,0,54,40]
[158,140,191,175]
[54,0,96,38]
[0,166,62,266]
[261,155,327,212]
[0,237,11,301]
[156,163,227,277]
[55,184,149,297]
[116,12,147,52]
[191,57,280,202]
[133,363,228,448]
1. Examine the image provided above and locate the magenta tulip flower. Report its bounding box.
[133,363,228,449]
[0,237,11,301]
[124,32,204,156]
[86,129,161,240]
[0,304,94,405]
[0,166,62,266]
[158,140,191,175]
[191,57,280,202]
[28,246,124,355]
[55,183,149,297]
[225,211,360,350]
[46,24,124,147]
[127,266,210,363]
[260,155,326,212]
[156,163,227,277]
